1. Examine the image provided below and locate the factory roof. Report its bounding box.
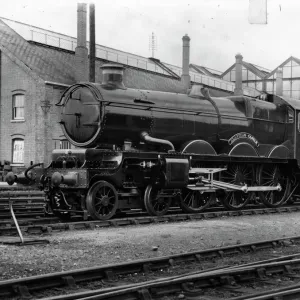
[265,56,300,79]
[0,18,188,93]
[221,60,271,79]
[0,17,259,96]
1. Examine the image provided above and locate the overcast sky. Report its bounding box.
[1,0,299,72]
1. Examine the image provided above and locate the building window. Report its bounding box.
[12,139,24,163]
[60,140,71,149]
[12,94,25,120]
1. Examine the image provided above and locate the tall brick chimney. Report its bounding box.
[89,3,96,83]
[234,53,243,96]
[181,34,190,90]
[276,68,283,96]
[75,3,89,82]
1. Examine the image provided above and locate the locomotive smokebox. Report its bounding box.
[100,63,126,90]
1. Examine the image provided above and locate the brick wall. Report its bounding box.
[0,51,49,168]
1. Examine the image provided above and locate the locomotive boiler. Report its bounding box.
[57,67,287,152]
[7,64,299,220]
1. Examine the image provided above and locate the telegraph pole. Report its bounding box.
[149,32,157,58]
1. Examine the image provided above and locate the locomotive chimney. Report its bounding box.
[100,63,126,90]
[89,3,96,83]
[181,34,191,90]
[276,68,283,96]
[234,53,243,96]
[75,3,89,82]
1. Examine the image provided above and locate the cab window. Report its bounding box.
[288,107,294,123]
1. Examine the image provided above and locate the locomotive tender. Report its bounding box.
[7,64,300,220]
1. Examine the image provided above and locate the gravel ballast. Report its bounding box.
[1,212,300,281]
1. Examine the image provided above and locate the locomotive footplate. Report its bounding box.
[187,167,282,193]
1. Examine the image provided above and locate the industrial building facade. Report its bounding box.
[0,14,190,171]
[0,5,299,171]
[221,56,300,99]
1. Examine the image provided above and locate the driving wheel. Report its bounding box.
[86,181,118,220]
[180,189,214,213]
[219,164,255,210]
[144,185,172,216]
[257,164,291,208]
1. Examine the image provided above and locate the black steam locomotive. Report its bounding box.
[7,64,300,220]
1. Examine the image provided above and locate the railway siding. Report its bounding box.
[1,204,300,235]
[1,235,300,298]
[3,209,300,298]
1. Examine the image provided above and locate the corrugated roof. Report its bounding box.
[0,17,260,97]
[0,19,77,84]
[148,58,181,79]
[292,56,300,65]
[189,63,221,77]
[0,18,187,93]
[221,61,270,79]
[242,61,269,78]
[248,63,270,74]
[0,17,174,77]
[265,56,300,79]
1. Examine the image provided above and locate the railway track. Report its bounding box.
[230,284,300,299]
[1,203,300,236]
[0,189,46,219]
[48,258,300,300]
[2,235,300,299]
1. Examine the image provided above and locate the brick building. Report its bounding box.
[0,17,189,170]
[5,5,300,172]
[1,6,240,171]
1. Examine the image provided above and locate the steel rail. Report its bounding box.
[1,201,299,229]
[245,288,300,300]
[0,216,58,226]
[230,283,300,299]
[39,264,233,300]
[33,254,300,300]
[0,189,46,219]
[1,235,300,298]
[43,257,300,300]
[1,204,300,235]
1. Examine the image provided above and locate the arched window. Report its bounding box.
[12,94,25,120]
[12,139,24,163]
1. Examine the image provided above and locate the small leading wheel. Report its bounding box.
[180,189,214,213]
[219,164,255,210]
[86,181,118,220]
[258,165,291,208]
[144,185,172,216]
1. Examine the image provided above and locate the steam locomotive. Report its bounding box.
[7,64,300,220]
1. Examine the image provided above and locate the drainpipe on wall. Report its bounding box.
[181,34,191,91]
[276,68,283,96]
[234,53,243,96]
[75,3,89,82]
